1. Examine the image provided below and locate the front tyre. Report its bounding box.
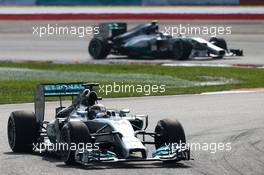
[7,111,38,152]
[154,118,186,149]
[60,121,91,165]
[172,39,192,60]
[172,39,184,60]
[180,40,193,60]
[209,37,227,50]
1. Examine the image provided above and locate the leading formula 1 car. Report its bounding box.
[7,82,190,165]
[89,21,243,60]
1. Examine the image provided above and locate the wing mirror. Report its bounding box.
[120,109,130,113]
[120,109,130,117]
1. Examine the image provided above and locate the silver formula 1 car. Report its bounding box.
[7,82,190,166]
[88,21,243,60]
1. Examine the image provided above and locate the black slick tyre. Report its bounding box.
[7,111,38,152]
[60,121,91,165]
[209,37,227,50]
[88,37,110,59]
[154,118,186,149]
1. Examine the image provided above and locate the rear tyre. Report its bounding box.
[209,37,227,50]
[7,111,38,152]
[88,37,110,59]
[60,121,91,165]
[154,118,186,149]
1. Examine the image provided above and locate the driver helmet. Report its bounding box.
[89,104,107,119]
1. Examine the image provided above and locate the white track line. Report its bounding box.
[0,7,263,14]
[200,89,264,95]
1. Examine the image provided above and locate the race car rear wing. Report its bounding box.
[34,82,99,123]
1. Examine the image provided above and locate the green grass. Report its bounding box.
[0,61,264,104]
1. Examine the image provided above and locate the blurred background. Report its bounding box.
[0,0,263,64]
[0,0,263,6]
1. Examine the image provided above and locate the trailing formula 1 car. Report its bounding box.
[88,21,243,60]
[7,82,190,165]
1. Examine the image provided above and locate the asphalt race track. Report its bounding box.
[0,20,264,65]
[1,92,264,175]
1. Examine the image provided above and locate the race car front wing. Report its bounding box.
[74,144,190,165]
